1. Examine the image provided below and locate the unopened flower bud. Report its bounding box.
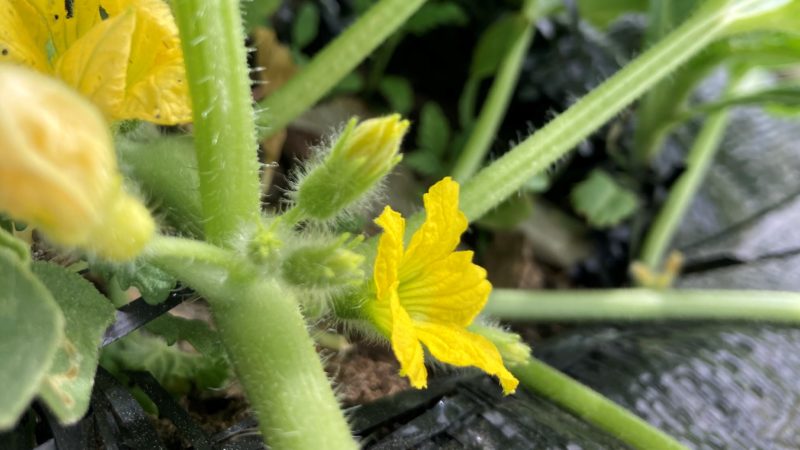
[0,65,154,260]
[295,114,410,220]
[282,234,365,289]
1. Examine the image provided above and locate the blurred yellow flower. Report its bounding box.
[0,0,191,124]
[0,65,154,260]
[366,177,518,394]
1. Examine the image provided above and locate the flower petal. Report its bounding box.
[399,250,491,327]
[374,205,405,304]
[114,0,192,123]
[389,288,427,389]
[415,322,519,394]
[54,8,135,119]
[0,0,51,71]
[401,177,467,280]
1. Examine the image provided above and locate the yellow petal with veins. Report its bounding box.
[401,177,467,280]
[415,322,518,394]
[399,250,491,327]
[374,205,405,303]
[0,0,50,71]
[389,288,427,388]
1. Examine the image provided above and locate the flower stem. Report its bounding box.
[146,253,357,449]
[512,358,688,450]
[256,0,427,137]
[458,2,730,222]
[172,0,261,245]
[485,288,800,322]
[450,3,539,182]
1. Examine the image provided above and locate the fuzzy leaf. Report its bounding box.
[0,250,63,430]
[32,261,115,424]
[571,169,638,228]
[417,101,451,157]
[577,0,648,30]
[145,314,226,359]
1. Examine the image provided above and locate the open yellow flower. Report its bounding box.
[0,0,190,124]
[365,177,518,394]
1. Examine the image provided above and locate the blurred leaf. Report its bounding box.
[0,250,63,430]
[470,14,527,80]
[524,172,551,193]
[403,150,445,176]
[332,72,365,95]
[417,101,451,156]
[405,2,468,36]
[478,193,534,230]
[0,227,29,265]
[145,314,226,359]
[102,333,229,395]
[32,262,115,424]
[292,1,320,50]
[688,84,800,118]
[378,75,414,114]
[723,0,800,36]
[242,0,283,31]
[571,169,638,228]
[577,0,647,30]
[96,262,177,305]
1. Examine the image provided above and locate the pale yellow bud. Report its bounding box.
[0,65,154,261]
[295,114,410,220]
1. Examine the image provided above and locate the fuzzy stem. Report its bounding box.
[457,1,730,222]
[485,288,800,322]
[450,5,538,182]
[512,358,688,450]
[146,253,357,449]
[639,109,731,269]
[172,0,261,245]
[256,0,427,137]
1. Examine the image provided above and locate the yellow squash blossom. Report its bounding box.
[0,65,154,260]
[366,177,519,394]
[0,0,190,124]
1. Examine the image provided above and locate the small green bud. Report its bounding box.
[282,234,365,289]
[295,114,410,220]
[469,324,532,368]
[248,226,283,264]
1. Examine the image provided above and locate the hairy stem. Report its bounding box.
[486,288,800,322]
[173,0,261,245]
[256,0,427,137]
[147,253,357,449]
[458,2,731,222]
[513,358,688,450]
[450,6,537,182]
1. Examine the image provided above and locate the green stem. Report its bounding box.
[485,288,800,322]
[458,1,731,222]
[147,254,357,449]
[144,235,241,272]
[639,108,731,268]
[513,358,687,450]
[256,0,427,137]
[451,8,537,182]
[173,0,261,245]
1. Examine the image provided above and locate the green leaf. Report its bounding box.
[292,1,320,50]
[570,169,639,228]
[31,262,115,424]
[470,14,528,80]
[722,0,800,36]
[0,227,29,265]
[242,0,283,31]
[577,0,648,30]
[417,101,451,157]
[477,193,535,230]
[404,2,468,35]
[403,150,445,176]
[145,314,226,359]
[378,76,415,114]
[0,250,64,430]
[101,333,229,394]
[95,262,177,305]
